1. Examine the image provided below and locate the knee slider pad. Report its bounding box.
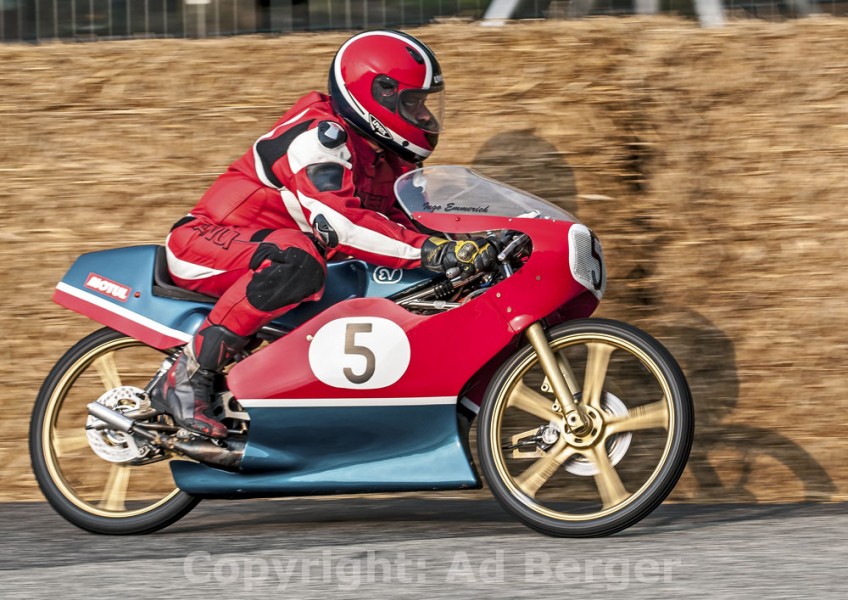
[249,242,289,271]
[246,246,325,312]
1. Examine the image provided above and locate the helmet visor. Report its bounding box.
[398,87,445,134]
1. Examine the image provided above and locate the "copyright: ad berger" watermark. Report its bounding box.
[184,550,682,591]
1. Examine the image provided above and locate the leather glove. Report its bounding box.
[420,237,498,275]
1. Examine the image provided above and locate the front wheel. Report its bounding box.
[478,318,693,537]
[29,327,199,534]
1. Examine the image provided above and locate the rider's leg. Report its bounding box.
[201,239,327,337]
[152,224,326,437]
[152,323,250,438]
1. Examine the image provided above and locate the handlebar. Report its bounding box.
[444,231,529,283]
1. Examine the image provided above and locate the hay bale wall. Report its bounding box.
[2,17,847,502]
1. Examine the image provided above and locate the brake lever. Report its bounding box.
[497,234,529,263]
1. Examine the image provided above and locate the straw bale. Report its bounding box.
[1,17,847,502]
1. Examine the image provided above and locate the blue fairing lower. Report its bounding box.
[171,403,480,498]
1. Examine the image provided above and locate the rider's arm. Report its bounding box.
[267,120,430,269]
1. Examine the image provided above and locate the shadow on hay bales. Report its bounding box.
[472,128,836,503]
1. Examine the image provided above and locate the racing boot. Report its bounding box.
[150,323,249,438]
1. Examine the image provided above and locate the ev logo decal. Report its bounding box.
[308,317,411,389]
[84,273,131,302]
[372,267,402,285]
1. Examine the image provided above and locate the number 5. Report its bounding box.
[589,232,604,291]
[343,323,376,384]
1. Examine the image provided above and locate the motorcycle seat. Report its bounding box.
[151,246,218,304]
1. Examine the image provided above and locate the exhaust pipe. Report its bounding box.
[152,434,244,471]
[87,402,136,432]
[87,402,244,471]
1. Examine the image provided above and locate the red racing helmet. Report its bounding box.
[329,30,445,163]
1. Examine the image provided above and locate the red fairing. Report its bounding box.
[228,296,515,401]
[228,216,596,402]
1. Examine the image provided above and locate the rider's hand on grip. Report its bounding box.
[421,237,498,275]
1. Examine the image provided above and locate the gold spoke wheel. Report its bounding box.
[29,328,199,534]
[479,319,693,537]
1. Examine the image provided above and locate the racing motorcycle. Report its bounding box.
[29,166,693,537]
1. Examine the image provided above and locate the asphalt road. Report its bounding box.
[1,497,845,599]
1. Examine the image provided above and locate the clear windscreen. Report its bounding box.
[394,166,578,222]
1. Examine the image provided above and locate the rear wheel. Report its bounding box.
[29,327,199,534]
[478,318,693,537]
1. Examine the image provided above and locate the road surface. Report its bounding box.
[1,497,844,598]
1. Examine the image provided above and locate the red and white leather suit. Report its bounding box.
[165,92,429,336]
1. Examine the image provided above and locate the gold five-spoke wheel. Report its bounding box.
[478,319,693,537]
[29,328,199,534]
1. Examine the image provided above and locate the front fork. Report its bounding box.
[524,322,590,434]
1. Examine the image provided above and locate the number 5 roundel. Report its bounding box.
[308,317,412,389]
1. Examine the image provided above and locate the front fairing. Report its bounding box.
[414,212,599,333]
[394,165,602,325]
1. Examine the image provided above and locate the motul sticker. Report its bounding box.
[84,273,131,302]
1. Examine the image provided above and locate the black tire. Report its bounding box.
[478,318,693,537]
[29,327,199,534]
